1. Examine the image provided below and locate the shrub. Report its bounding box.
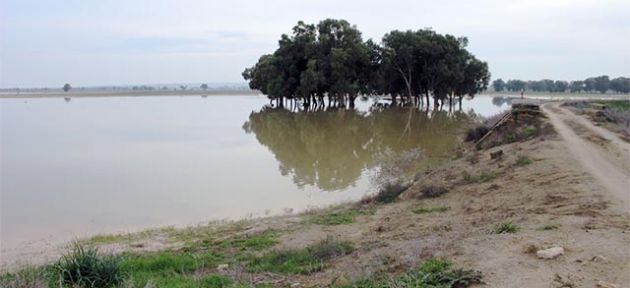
[464,126,489,142]
[494,222,520,234]
[373,182,409,203]
[53,244,122,288]
[421,185,448,198]
[249,237,354,274]
[463,171,496,183]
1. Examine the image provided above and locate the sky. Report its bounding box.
[0,0,629,88]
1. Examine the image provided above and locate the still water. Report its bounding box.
[0,95,510,250]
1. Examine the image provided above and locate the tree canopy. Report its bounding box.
[243,19,489,110]
[496,75,629,94]
[63,83,72,92]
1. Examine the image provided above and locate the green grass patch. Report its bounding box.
[218,231,279,251]
[249,237,354,274]
[341,258,483,287]
[494,222,520,234]
[463,171,497,183]
[515,157,533,167]
[522,126,537,137]
[541,224,560,231]
[412,206,449,214]
[597,100,630,111]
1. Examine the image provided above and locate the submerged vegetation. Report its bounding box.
[243,19,489,110]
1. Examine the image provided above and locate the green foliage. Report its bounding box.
[0,266,47,288]
[53,244,123,288]
[598,100,630,111]
[494,222,520,234]
[541,224,560,231]
[413,206,449,214]
[341,258,482,288]
[249,238,354,274]
[374,182,410,203]
[515,157,533,166]
[243,19,490,107]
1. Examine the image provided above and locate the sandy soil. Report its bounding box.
[2,102,629,287]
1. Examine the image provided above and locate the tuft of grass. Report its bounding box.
[541,224,560,231]
[308,208,370,226]
[463,171,496,184]
[373,182,410,204]
[494,222,520,234]
[249,237,354,275]
[413,206,449,214]
[53,244,123,288]
[515,157,532,167]
[341,258,483,287]
[522,126,537,137]
[0,266,47,288]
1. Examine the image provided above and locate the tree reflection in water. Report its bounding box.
[243,105,475,191]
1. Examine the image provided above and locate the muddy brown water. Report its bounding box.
[0,94,509,251]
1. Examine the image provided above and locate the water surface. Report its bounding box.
[0,95,509,250]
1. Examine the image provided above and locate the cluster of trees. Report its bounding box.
[492,76,629,94]
[243,19,490,109]
[243,106,472,190]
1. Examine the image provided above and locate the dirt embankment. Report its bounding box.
[2,102,629,287]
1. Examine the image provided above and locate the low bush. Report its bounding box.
[309,208,369,225]
[541,224,560,231]
[463,171,496,184]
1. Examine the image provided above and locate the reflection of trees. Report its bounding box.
[243,107,474,191]
[492,96,512,107]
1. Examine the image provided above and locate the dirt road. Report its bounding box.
[542,102,630,210]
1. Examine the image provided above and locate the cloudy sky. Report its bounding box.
[0,0,628,88]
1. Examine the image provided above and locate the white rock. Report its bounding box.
[536,246,564,259]
[217,264,229,270]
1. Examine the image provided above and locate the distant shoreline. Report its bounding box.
[0,89,261,99]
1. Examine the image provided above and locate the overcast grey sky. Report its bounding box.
[0,0,628,88]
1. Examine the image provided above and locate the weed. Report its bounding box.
[515,157,532,166]
[53,244,123,288]
[413,206,449,214]
[219,231,279,251]
[541,224,560,231]
[249,237,354,274]
[494,222,520,234]
[0,266,47,288]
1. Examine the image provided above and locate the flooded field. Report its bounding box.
[0,94,509,250]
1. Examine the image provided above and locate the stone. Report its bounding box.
[536,246,564,259]
[591,255,608,263]
[490,149,503,160]
[217,264,229,270]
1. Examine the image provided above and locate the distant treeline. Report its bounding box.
[492,76,630,94]
[243,19,490,109]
